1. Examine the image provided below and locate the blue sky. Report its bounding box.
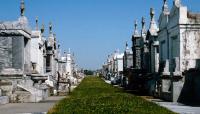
[0,0,200,70]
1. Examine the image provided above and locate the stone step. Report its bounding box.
[17,84,36,94]
[16,84,49,103]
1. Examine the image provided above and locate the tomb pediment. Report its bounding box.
[168,3,188,28]
[168,5,179,27]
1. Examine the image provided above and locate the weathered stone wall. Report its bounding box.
[181,29,200,71]
[0,37,12,71]
[12,36,24,70]
[127,54,133,68]
[135,48,141,69]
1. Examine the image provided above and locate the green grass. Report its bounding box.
[48,76,175,114]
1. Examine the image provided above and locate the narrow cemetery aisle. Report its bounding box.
[48,76,175,114]
[0,96,65,114]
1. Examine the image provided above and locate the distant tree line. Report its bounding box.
[84,70,94,75]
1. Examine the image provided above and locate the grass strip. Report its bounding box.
[48,76,176,114]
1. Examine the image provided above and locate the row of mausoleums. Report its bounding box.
[102,0,200,105]
[0,0,84,104]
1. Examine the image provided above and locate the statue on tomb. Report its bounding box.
[162,0,169,14]
[49,22,53,34]
[149,8,159,35]
[150,8,155,21]
[173,0,181,7]
[41,24,45,34]
[20,0,25,16]
[142,17,146,32]
[126,41,128,49]
[134,20,139,36]
[36,16,38,30]
[141,17,147,42]
[141,17,147,39]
